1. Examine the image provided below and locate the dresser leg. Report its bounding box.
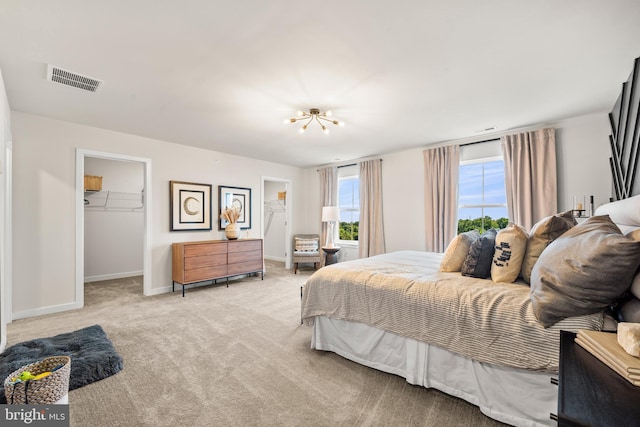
[182,285,185,297]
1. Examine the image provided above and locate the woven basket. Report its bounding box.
[3,356,71,404]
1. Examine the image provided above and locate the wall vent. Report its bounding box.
[46,64,103,93]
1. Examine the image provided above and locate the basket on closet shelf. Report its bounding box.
[84,174,103,191]
[3,356,71,404]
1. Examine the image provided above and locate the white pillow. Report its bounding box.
[439,230,479,272]
[491,223,528,283]
[595,194,640,229]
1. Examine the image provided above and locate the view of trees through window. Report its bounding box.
[458,159,508,233]
[338,175,359,241]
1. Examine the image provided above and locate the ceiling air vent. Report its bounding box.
[46,64,103,93]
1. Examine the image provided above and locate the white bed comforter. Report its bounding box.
[301,250,603,373]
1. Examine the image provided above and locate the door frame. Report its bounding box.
[75,149,152,308]
[261,176,292,269]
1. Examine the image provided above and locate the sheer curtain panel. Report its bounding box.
[359,159,385,258]
[423,145,460,252]
[501,128,557,231]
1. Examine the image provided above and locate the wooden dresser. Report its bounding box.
[172,239,263,296]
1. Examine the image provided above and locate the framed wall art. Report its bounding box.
[218,185,252,230]
[170,181,212,231]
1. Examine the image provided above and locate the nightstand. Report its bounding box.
[322,247,340,265]
[557,330,640,426]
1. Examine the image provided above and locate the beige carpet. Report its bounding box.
[5,261,506,427]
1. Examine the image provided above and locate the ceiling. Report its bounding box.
[1,1,639,168]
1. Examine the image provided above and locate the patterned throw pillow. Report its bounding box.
[461,229,498,279]
[294,238,318,252]
[491,223,528,283]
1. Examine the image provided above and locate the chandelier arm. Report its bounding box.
[317,116,339,125]
[304,116,313,127]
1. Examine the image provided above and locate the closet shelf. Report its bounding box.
[265,199,286,213]
[84,190,144,211]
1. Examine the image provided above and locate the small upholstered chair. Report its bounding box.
[292,234,321,274]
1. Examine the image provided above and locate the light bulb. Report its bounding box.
[326,110,333,117]
[323,126,329,134]
[299,125,306,134]
[296,110,304,117]
[338,121,345,127]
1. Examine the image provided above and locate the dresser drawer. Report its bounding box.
[185,253,227,270]
[228,260,263,276]
[228,239,262,253]
[228,249,262,264]
[184,243,227,257]
[184,265,228,283]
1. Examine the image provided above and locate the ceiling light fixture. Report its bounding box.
[285,108,344,134]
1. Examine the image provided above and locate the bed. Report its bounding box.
[301,196,640,427]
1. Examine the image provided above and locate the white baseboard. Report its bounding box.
[12,301,78,321]
[84,270,143,283]
[264,255,286,262]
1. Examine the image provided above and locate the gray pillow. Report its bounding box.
[461,229,497,279]
[530,215,640,327]
[521,210,576,284]
[619,297,640,323]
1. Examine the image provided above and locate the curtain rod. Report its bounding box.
[460,138,500,147]
[316,159,382,172]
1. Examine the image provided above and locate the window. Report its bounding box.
[338,168,359,242]
[458,157,508,233]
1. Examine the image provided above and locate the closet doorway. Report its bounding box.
[74,149,152,309]
[262,177,292,269]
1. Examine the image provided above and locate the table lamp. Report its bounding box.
[322,206,340,248]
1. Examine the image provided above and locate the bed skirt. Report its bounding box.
[311,316,557,427]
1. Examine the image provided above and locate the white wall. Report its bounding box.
[305,112,613,255]
[8,109,614,319]
[84,157,144,281]
[263,181,286,261]
[0,68,12,350]
[11,112,307,318]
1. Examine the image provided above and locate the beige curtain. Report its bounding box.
[501,128,557,231]
[358,159,385,258]
[319,166,338,263]
[423,145,460,252]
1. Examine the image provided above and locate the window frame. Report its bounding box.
[337,167,359,246]
[457,155,508,233]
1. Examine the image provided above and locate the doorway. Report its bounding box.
[261,177,292,269]
[75,149,152,309]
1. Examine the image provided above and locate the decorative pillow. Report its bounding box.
[294,238,318,252]
[461,229,497,279]
[626,229,640,300]
[440,230,480,272]
[595,193,640,233]
[520,210,576,284]
[530,215,640,327]
[491,223,528,283]
[619,296,640,323]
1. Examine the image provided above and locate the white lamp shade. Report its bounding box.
[322,206,340,222]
